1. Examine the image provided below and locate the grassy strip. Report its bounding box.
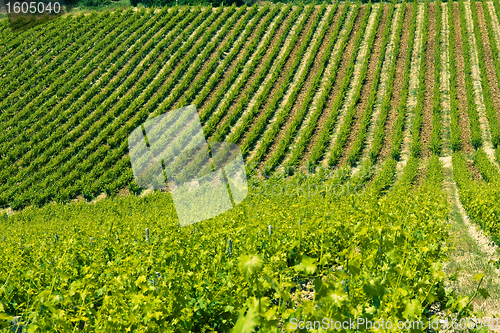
[430,1,442,155]
[448,0,462,151]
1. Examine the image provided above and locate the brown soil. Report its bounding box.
[453,2,475,155]
[466,156,484,181]
[337,4,389,168]
[299,6,366,165]
[118,187,130,196]
[258,6,345,169]
[420,3,436,159]
[378,3,412,161]
[414,158,428,188]
[236,7,321,146]
[476,2,500,128]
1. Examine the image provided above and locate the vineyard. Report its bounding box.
[1,1,500,331]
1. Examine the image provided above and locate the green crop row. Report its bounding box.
[0,14,75,74]
[44,7,239,203]
[369,3,415,164]
[306,4,372,167]
[265,4,365,172]
[458,0,482,149]
[209,6,308,142]
[390,2,424,160]
[0,7,226,208]
[469,0,500,148]
[480,0,500,163]
[327,4,386,167]
[473,148,500,183]
[123,6,270,178]
[0,7,199,192]
[430,1,443,155]
[0,14,98,105]
[149,5,260,119]
[197,4,287,136]
[0,9,162,163]
[181,5,287,117]
[281,2,354,171]
[409,1,429,158]
[238,5,326,162]
[350,2,416,189]
[448,0,462,151]
[347,3,405,166]
[0,11,76,61]
[271,3,362,172]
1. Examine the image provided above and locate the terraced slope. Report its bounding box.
[0,3,492,205]
[2,2,500,331]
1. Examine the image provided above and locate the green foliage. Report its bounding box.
[453,152,500,246]
[469,0,500,148]
[0,175,457,331]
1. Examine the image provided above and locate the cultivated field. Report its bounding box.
[1,1,500,331]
